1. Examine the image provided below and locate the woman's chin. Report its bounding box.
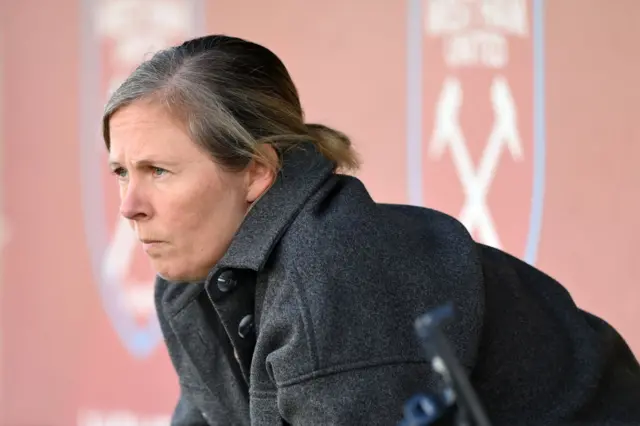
[155,265,208,284]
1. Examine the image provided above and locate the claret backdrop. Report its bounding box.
[1,1,639,425]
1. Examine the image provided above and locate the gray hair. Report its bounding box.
[102,35,359,173]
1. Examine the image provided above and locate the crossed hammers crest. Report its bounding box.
[429,75,523,249]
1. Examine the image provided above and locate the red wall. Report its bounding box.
[2,1,639,425]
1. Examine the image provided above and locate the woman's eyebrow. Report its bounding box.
[107,157,181,168]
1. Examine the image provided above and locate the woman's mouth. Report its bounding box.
[140,239,166,253]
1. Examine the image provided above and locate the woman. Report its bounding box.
[103,35,640,425]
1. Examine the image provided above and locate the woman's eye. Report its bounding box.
[112,167,128,179]
[152,167,168,177]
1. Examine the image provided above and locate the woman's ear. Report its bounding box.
[246,144,277,203]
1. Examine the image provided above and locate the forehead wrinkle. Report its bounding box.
[108,101,209,170]
[110,125,185,165]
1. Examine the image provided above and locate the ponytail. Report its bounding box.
[305,123,360,172]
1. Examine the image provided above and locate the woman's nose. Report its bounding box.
[119,184,150,221]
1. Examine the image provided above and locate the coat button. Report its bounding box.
[238,315,254,339]
[217,270,237,292]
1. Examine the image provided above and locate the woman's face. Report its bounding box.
[107,100,273,282]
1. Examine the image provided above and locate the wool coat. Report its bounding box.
[155,144,640,426]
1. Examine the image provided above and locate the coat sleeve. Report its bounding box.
[154,284,209,426]
[170,390,209,426]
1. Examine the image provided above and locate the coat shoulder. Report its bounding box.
[281,174,483,275]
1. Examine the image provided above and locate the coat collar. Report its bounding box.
[211,143,334,273]
[159,143,335,314]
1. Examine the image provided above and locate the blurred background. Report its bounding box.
[1,0,639,425]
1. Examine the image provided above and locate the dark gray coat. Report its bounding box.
[155,144,640,426]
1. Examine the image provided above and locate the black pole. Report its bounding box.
[414,304,492,426]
